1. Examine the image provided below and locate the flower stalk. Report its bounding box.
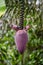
[19,0,24,29]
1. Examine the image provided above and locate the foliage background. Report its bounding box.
[0,0,43,65]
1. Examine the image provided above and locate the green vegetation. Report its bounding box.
[0,0,43,65]
[0,6,6,16]
[0,0,6,16]
[0,6,6,12]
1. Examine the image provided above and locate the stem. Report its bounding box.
[19,0,24,29]
[21,54,24,65]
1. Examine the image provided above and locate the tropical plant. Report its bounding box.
[0,0,43,65]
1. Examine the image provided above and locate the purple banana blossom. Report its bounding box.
[11,25,30,54]
[15,30,28,54]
